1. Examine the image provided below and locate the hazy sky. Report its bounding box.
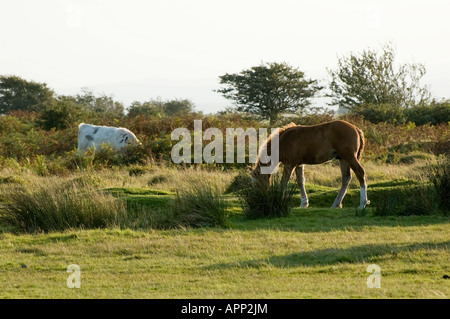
[1,0,449,113]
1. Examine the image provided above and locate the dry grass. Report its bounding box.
[1,177,127,232]
[302,158,437,189]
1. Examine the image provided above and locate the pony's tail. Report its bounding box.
[356,128,365,161]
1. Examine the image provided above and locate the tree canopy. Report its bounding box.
[327,43,431,110]
[0,75,55,114]
[126,98,195,118]
[74,88,125,118]
[216,62,322,124]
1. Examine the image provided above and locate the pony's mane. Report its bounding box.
[255,122,298,167]
[279,122,298,132]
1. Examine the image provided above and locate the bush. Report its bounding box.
[71,143,149,170]
[32,154,49,176]
[238,175,297,218]
[39,99,83,131]
[65,149,95,170]
[1,179,127,232]
[93,143,116,166]
[116,143,149,165]
[405,101,450,125]
[351,103,406,124]
[350,101,450,126]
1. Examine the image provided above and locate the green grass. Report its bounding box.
[0,163,449,298]
[0,208,448,298]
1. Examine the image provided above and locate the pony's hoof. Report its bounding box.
[358,201,370,209]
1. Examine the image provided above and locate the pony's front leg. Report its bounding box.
[295,165,309,208]
[281,164,294,191]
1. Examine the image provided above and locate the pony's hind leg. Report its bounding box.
[331,160,351,208]
[346,157,370,209]
[295,165,309,208]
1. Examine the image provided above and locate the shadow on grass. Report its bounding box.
[206,240,450,269]
[105,185,449,233]
[227,207,450,233]
[105,187,174,211]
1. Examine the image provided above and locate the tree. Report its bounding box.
[327,43,431,111]
[127,100,165,118]
[163,99,195,116]
[216,62,322,124]
[39,96,84,130]
[74,88,124,118]
[0,75,55,114]
[126,98,195,118]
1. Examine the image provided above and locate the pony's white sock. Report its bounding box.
[300,197,309,208]
[359,186,369,208]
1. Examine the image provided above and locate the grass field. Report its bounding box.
[0,160,449,299]
[0,210,448,298]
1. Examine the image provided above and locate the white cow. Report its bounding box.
[77,123,141,152]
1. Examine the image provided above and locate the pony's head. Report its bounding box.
[250,164,270,186]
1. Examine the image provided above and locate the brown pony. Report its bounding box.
[251,120,369,209]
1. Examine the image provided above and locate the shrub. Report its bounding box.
[350,101,450,126]
[39,99,83,131]
[351,103,406,124]
[238,175,297,218]
[1,179,127,232]
[64,149,95,170]
[93,143,116,167]
[68,143,149,170]
[32,154,49,176]
[405,101,450,125]
[116,143,148,165]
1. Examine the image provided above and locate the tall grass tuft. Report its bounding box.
[373,184,439,216]
[171,179,228,228]
[373,157,450,216]
[428,155,450,213]
[1,179,127,232]
[225,172,252,194]
[238,175,297,219]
